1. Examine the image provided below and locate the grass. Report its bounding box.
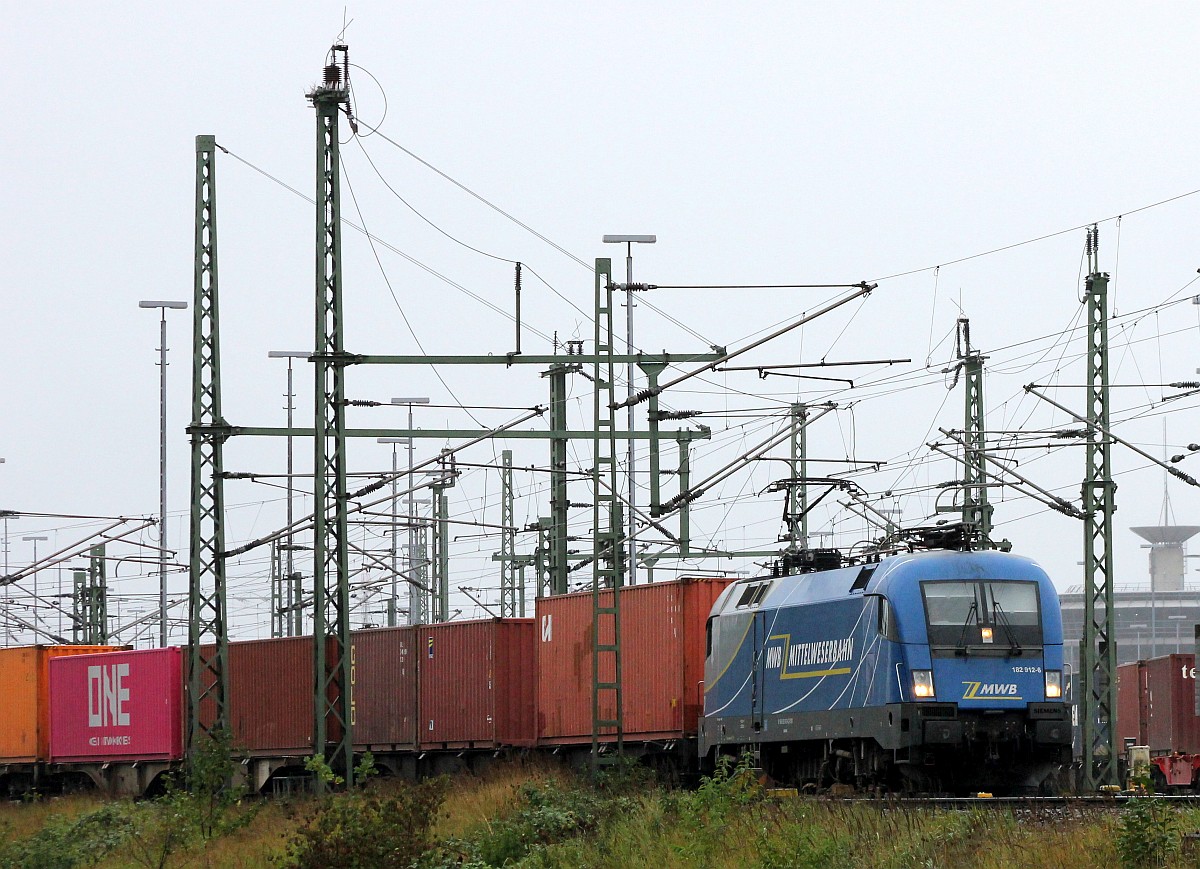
[1,762,1198,868]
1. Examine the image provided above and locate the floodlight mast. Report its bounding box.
[377,436,412,626]
[139,300,189,648]
[392,398,430,624]
[268,351,311,637]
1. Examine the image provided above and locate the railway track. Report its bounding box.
[770,791,1200,815]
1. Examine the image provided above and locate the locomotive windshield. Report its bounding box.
[922,580,1041,652]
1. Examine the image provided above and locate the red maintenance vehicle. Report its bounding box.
[1117,653,1200,789]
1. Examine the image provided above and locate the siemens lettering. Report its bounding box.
[88,663,130,727]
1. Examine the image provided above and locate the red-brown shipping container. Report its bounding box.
[0,645,122,763]
[536,577,733,744]
[49,647,184,763]
[417,619,536,749]
[1117,660,1146,747]
[351,626,419,751]
[200,636,315,757]
[1115,654,1200,755]
[1144,654,1200,755]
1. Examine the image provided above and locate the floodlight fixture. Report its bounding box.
[602,235,656,244]
[377,437,412,444]
[268,350,312,358]
[138,300,188,309]
[391,397,431,405]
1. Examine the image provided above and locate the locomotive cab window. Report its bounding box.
[735,581,772,609]
[867,593,899,641]
[922,580,1042,653]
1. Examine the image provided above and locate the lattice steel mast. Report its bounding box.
[72,544,108,643]
[958,318,992,547]
[187,134,231,754]
[1080,225,1118,789]
[308,46,355,786]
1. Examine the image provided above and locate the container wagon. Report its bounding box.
[537,576,732,769]
[0,645,121,793]
[1117,653,1200,789]
[49,647,183,794]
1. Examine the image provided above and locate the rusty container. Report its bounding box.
[49,647,184,763]
[536,577,733,744]
[1116,660,1146,747]
[1143,653,1200,755]
[418,619,536,749]
[351,626,419,751]
[0,645,121,763]
[198,636,315,757]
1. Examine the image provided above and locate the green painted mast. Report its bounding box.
[591,258,624,768]
[1081,225,1118,789]
[73,544,108,643]
[308,46,355,787]
[548,363,573,595]
[958,318,992,547]
[499,450,517,616]
[187,134,231,755]
[787,403,809,552]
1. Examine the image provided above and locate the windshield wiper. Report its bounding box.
[956,599,978,655]
[991,599,1022,655]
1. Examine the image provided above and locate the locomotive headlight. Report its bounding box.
[912,669,935,699]
[980,627,994,644]
[1044,670,1062,699]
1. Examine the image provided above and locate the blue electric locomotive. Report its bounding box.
[699,548,1072,794]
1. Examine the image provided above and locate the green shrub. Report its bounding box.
[1115,798,1182,868]
[0,802,132,869]
[428,778,635,868]
[283,776,448,869]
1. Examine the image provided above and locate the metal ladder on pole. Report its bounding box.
[591,258,624,769]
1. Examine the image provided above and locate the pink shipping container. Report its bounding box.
[418,619,536,750]
[49,648,183,763]
[351,627,419,751]
[536,577,733,744]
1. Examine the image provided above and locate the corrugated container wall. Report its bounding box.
[50,647,183,762]
[1144,654,1200,755]
[351,627,419,751]
[1116,661,1146,747]
[0,645,120,763]
[418,619,536,749]
[200,636,315,757]
[536,577,733,743]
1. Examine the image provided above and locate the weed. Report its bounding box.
[282,776,448,869]
[1115,798,1182,868]
[429,778,635,868]
[0,801,132,869]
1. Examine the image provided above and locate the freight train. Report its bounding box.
[1117,653,1200,790]
[0,545,1073,797]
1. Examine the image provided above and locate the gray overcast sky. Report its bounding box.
[2,2,1198,643]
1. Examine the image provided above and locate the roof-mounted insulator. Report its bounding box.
[324,64,341,88]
